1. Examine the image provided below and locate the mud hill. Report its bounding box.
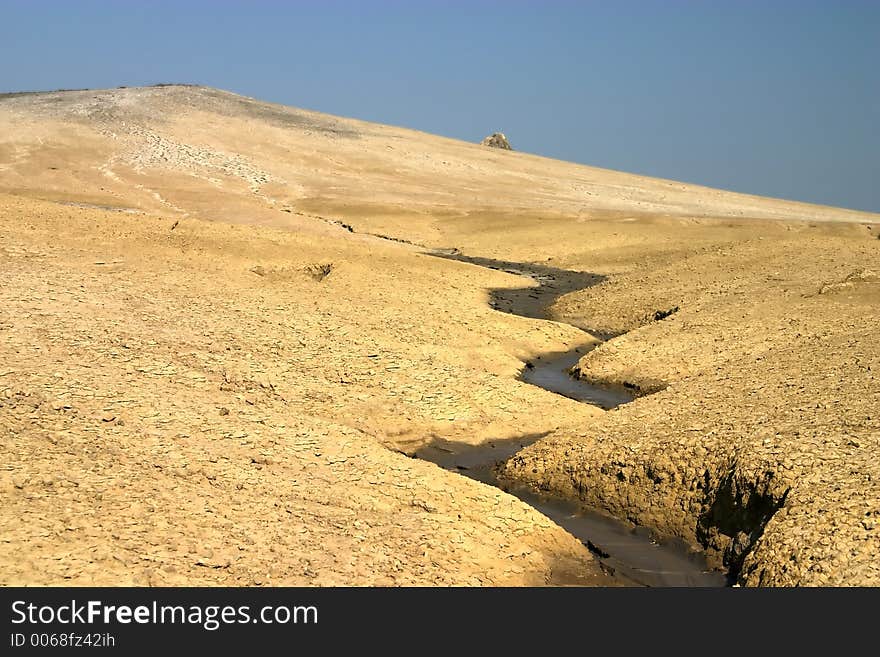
[1,85,878,586]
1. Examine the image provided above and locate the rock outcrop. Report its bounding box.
[481,132,512,150]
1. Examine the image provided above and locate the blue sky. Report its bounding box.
[2,1,878,212]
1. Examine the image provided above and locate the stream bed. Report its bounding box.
[421,250,728,586]
[520,348,634,409]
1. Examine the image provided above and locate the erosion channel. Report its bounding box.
[419,250,728,587]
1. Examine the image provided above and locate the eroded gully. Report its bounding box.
[417,250,728,587]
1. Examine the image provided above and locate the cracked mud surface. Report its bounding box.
[1,85,879,586]
[503,232,880,585]
[0,195,606,586]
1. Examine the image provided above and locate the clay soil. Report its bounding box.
[1,86,878,585]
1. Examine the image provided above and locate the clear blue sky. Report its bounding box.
[2,1,878,212]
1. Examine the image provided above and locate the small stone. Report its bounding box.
[480,132,512,150]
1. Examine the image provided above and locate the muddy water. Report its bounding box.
[426,250,727,586]
[417,436,726,587]
[521,348,634,409]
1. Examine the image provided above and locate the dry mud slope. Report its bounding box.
[1,85,879,586]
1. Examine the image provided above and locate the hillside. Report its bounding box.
[1,85,878,586]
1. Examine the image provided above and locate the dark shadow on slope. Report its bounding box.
[696,465,790,580]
